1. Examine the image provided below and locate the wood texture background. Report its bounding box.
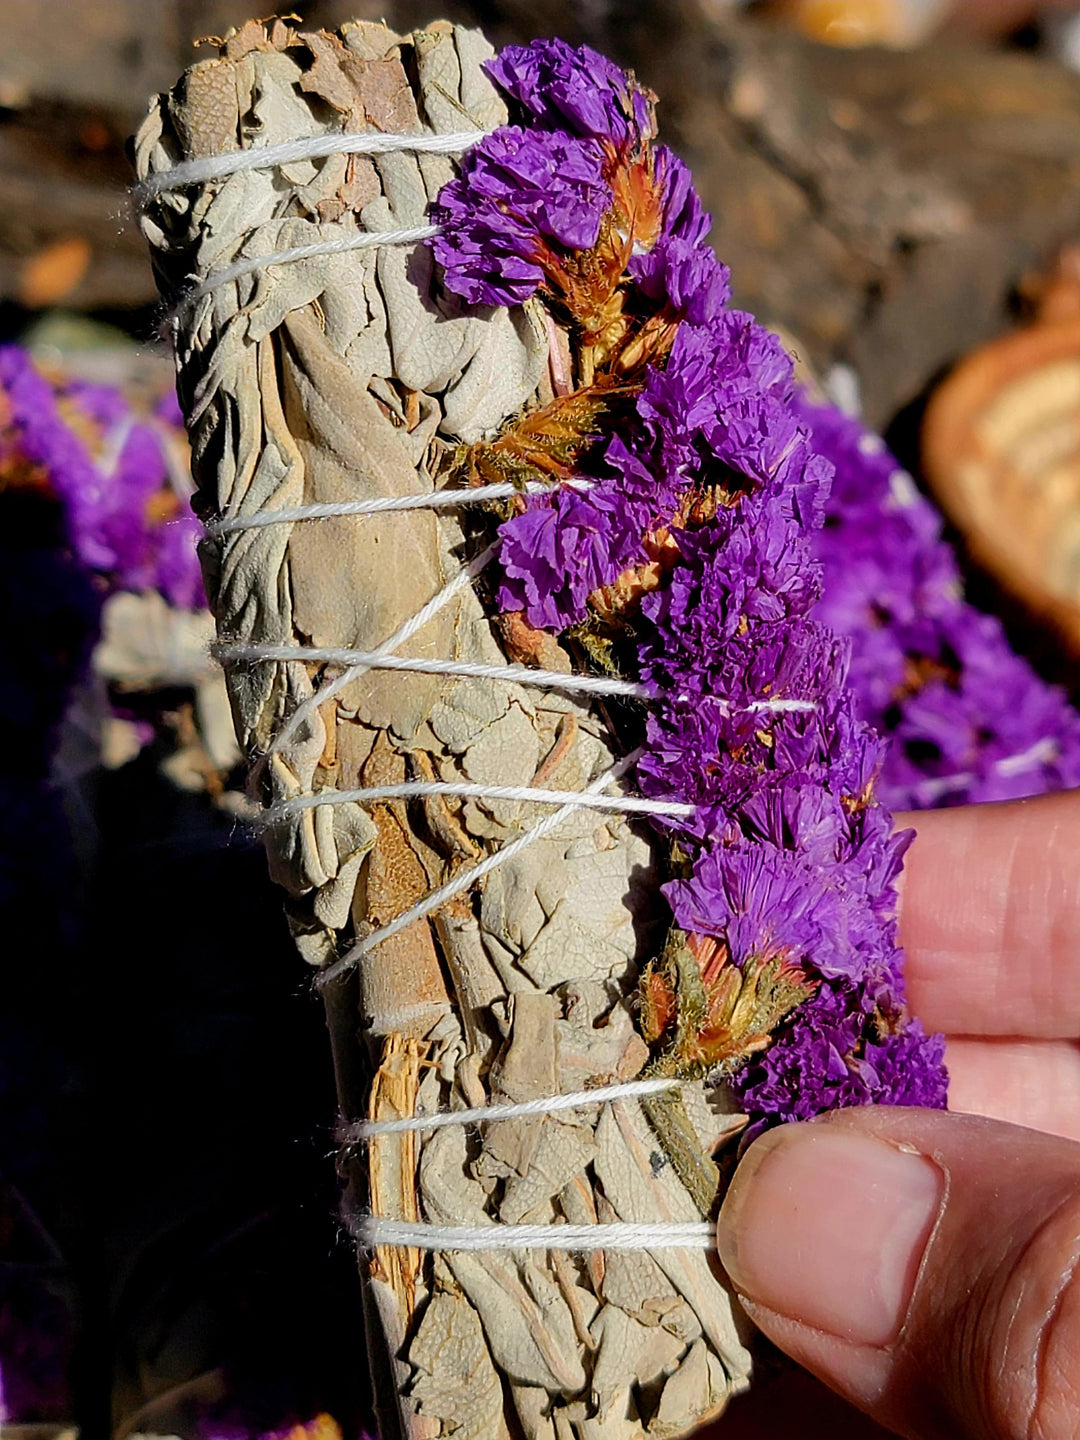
[4,1,1080,426]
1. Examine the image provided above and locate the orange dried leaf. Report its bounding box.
[461,384,630,488]
[639,963,677,1044]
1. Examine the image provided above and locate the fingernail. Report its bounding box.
[717,1125,943,1347]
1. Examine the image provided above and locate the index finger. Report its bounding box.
[896,788,1080,1038]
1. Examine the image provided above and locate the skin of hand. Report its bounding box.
[711,788,1080,1440]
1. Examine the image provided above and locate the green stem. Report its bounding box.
[640,1084,720,1218]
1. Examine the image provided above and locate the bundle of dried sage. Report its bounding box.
[135,17,945,1440]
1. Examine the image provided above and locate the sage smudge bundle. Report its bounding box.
[135,19,946,1439]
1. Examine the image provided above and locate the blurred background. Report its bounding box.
[6,2,1080,1438]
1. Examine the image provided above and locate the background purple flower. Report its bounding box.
[804,395,1080,809]
[0,345,203,610]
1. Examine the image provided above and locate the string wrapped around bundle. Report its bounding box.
[134,18,948,1440]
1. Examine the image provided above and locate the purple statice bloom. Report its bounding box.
[636,311,801,479]
[665,842,880,982]
[497,483,645,629]
[432,127,611,308]
[499,310,827,637]
[655,147,711,248]
[485,38,654,149]
[451,39,948,1127]
[804,395,1080,809]
[622,344,944,1118]
[639,474,946,1116]
[628,236,731,324]
[733,973,948,1128]
[434,41,711,309]
[0,345,203,610]
[865,1016,949,1107]
[637,511,833,705]
[622,327,944,1116]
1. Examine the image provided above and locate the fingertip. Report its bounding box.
[720,1107,1080,1439]
[896,790,1080,1037]
[717,1122,942,1347]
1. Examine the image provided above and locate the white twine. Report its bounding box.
[217,535,817,984]
[263,779,695,828]
[219,643,818,715]
[319,749,642,985]
[134,128,485,204]
[343,1076,681,1140]
[682,693,817,714]
[141,128,487,316]
[216,643,654,701]
[270,541,499,764]
[913,735,1062,803]
[992,735,1061,777]
[176,225,440,310]
[354,1217,716,1252]
[205,478,595,538]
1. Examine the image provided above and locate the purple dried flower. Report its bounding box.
[485,38,654,148]
[435,40,712,314]
[635,312,800,482]
[432,128,611,308]
[628,236,730,324]
[733,975,948,1127]
[440,38,949,1131]
[654,147,711,248]
[665,843,876,981]
[497,486,641,629]
[804,394,1080,809]
[0,345,203,610]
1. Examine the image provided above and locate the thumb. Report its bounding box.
[716,1107,1080,1440]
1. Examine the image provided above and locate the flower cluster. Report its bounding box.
[804,396,1080,810]
[433,39,948,1131]
[434,36,707,312]
[0,345,202,610]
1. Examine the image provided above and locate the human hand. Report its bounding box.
[714,788,1080,1439]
